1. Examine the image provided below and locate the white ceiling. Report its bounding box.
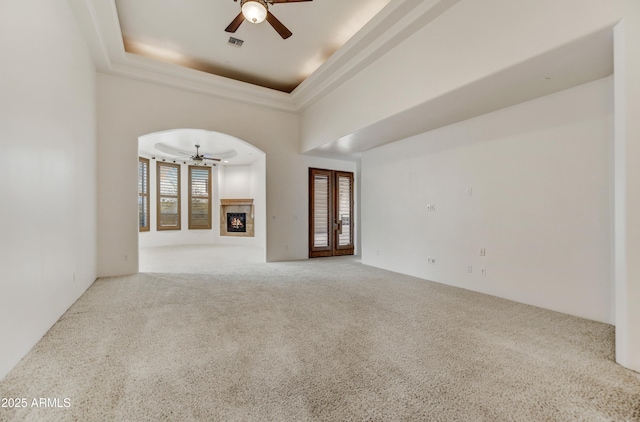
[114,0,391,92]
[139,129,263,166]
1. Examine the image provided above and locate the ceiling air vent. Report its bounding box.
[228,37,244,47]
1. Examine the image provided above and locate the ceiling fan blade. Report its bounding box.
[269,0,312,3]
[266,11,292,39]
[225,12,245,33]
[203,157,221,162]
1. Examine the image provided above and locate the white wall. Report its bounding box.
[220,165,252,198]
[613,0,640,371]
[362,77,612,324]
[300,0,618,152]
[98,73,356,276]
[0,1,97,380]
[249,158,267,255]
[217,162,266,249]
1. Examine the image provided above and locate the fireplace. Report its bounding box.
[220,199,254,237]
[227,212,246,233]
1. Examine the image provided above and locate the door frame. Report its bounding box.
[309,168,355,258]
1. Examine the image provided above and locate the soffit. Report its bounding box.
[308,27,615,161]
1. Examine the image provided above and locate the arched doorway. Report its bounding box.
[137,129,266,272]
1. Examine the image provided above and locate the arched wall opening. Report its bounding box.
[137,128,267,267]
[97,72,356,276]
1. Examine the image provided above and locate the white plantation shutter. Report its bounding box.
[157,162,181,230]
[138,158,150,231]
[313,173,330,248]
[189,166,212,229]
[337,174,352,246]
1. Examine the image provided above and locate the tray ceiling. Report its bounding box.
[115,0,391,92]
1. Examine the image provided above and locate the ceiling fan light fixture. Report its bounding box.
[241,0,267,24]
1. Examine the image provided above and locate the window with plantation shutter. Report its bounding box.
[189,166,212,229]
[138,157,150,232]
[157,162,181,230]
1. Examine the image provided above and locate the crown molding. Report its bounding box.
[290,0,461,110]
[109,54,297,113]
[68,0,296,112]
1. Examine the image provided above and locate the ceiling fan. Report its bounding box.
[225,0,313,40]
[191,144,221,165]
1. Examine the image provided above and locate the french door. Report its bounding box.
[309,168,354,258]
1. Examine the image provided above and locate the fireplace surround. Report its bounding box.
[220,199,254,237]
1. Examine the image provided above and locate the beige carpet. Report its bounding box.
[1,256,639,421]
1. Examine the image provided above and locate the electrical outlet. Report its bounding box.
[480,248,486,256]
[467,265,473,273]
[467,187,473,196]
[481,268,486,276]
